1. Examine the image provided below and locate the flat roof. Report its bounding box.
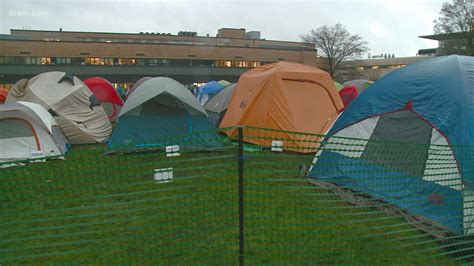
[218,28,245,30]
[419,32,472,41]
[9,28,313,46]
[11,28,174,36]
[346,56,433,67]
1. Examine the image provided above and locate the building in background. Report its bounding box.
[419,32,473,56]
[338,56,433,81]
[0,28,323,90]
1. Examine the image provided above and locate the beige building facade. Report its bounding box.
[0,28,323,89]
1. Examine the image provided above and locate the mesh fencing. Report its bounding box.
[1,126,474,264]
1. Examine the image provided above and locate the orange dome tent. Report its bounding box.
[220,61,343,152]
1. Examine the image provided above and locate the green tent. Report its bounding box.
[333,81,344,91]
[217,80,231,87]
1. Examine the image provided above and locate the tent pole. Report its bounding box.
[238,126,244,266]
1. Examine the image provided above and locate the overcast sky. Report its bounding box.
[0,0,444,57]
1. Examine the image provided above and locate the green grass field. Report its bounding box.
[0,143,462,264]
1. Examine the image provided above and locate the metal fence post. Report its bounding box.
[238,127,244,266]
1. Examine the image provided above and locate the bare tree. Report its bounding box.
[300,23,369,78]
[433,0,473,55]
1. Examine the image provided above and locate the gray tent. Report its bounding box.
[203,83,236,127]
[7,71,112,144]
[127,76,152,99]
[108,77,220,151]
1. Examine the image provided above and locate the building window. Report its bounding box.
[55,57,72,65]
[216,60,232,67]
[117,58,136,65]
[0,56,66,65]
[217,40,230,46]
[41,57,51,65]
[70,58,82,65]
[2,83,13,90]
[216,60,260,68]
[112,82,133,89]
[103,58,114,65]
[85,57,103,65]
[15,57,26,64]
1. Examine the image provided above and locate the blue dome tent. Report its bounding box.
[310,55,474,236]
[196,80,226,105]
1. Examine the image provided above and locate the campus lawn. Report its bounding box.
[0,143,459,264]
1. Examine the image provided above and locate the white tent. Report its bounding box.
[7,72,112,144]
[0,102,69,167]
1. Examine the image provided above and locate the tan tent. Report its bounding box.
[220,61,343,152]
[7,72,112,144]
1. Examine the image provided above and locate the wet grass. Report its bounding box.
[0,144,461,264]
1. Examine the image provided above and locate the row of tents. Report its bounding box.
[0,62,373,164]
[199,77,371,127]
[0,71,233,164]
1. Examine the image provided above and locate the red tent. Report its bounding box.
[338,85,359,110]
[84,77,124,121]
[0,87,8,104]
